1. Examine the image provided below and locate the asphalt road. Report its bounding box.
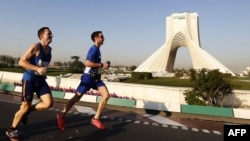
[0,94,224,141]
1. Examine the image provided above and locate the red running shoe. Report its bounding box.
[57,113,65,130]
[6,127,20,141]
[91,118,106,130]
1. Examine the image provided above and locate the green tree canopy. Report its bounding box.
[184,68,237,107]
[68,56,84,73]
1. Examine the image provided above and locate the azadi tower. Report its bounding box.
[134,12,235,76]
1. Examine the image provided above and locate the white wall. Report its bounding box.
[0,71,23,83]
[1,71,250,108]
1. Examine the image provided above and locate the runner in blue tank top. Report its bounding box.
[6,27,54,141]
[57,31,111,130]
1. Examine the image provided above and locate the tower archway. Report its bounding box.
[134,12,235,76]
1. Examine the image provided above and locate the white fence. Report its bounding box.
[1,71,250,108]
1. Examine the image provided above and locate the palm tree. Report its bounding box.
[70,56,80,62]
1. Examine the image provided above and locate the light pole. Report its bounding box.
[16,46,20,67]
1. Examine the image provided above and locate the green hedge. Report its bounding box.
[131,72,152,79]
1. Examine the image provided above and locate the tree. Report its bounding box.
[53,61,62,68]
[174,68,188,78]
[129,65,137,71]
[0,55,15,67]
[68,56,84,73]
[184,68,236,107]
[70,56,80,62]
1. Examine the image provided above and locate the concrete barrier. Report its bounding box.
[0,71,22,83]
[181,105,234,118]
[1,79,250,119]
[1,71,250,111]
[0,83,15,91]
[97,96,136,108]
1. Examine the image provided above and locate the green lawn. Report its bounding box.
[121,77,192,87]
[121,76,250,90]
[0,67,69,76]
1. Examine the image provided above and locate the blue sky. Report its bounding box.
[0,0,249,73]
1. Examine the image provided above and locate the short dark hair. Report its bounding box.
[38,27,50,39]
[91,31,102,42]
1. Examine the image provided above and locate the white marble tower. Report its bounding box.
[134,12,235,76]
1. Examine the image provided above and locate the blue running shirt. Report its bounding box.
[84,45,101,74]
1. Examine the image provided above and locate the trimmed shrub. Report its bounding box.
[131,72,152,80]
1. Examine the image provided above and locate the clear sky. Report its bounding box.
[0,0,249,73]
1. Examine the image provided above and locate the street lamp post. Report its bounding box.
[16,46,20,67]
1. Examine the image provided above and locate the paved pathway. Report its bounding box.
[0,93,224,141]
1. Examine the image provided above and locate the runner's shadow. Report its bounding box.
[21,114,91,139]
[65,118,131,141]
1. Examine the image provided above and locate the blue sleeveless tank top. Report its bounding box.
[22,43,52,80]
